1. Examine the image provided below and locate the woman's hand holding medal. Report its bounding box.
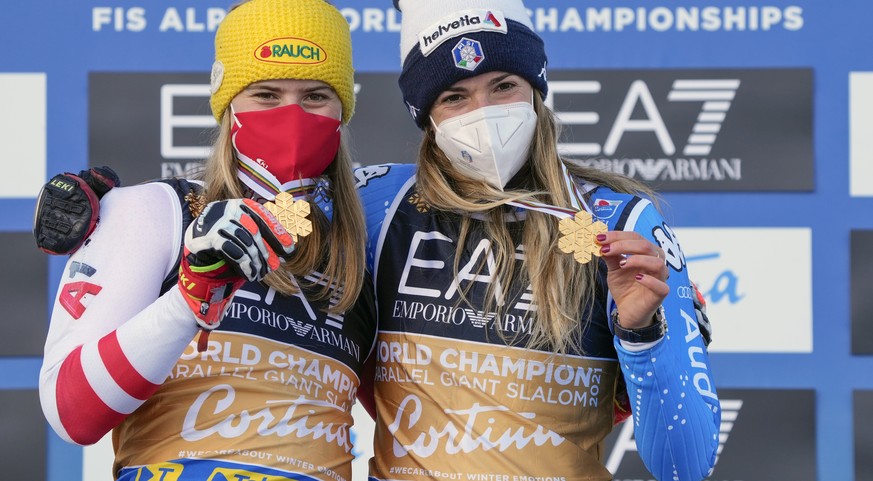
[178,198,296,331]
[596,231,671,330]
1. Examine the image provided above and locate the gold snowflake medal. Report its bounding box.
[264,191,313,241]
[509,198,608,265]
[557,210,608,264]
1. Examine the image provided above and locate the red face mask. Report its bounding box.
[231,103,341,198]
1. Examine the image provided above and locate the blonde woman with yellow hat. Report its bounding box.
[37,1,374,480]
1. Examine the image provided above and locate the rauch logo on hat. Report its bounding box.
[418,9,507,57]
[254,37,327,65]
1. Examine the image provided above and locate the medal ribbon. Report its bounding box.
[505,163,606,264]
[236,157,320,201]
[505,163,591,220]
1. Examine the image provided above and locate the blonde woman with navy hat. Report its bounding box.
[37,1,375,480]
[356,0,721,479]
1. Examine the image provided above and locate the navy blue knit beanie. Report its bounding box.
[395,0,548,129]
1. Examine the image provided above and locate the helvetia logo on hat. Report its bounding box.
[418,9,507,57]
[452,38,485,71]
[254,37,326,65]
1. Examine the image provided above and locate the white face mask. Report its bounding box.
[432,101,537,190]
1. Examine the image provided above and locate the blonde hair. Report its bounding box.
[415,92,654,354]
[201,112,366,313]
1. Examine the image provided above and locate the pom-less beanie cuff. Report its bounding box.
[399,18,547,128]
[209,0,355,123]
[395,0,548,129]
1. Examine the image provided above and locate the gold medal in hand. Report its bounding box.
[264,191,312,241]
[557,210,608,264]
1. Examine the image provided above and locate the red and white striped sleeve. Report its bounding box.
[38,183,199,445]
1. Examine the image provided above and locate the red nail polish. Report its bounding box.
[596,234,607,242]
[635,273,644,280]
[619,259,627,268]
[601,245,611,254]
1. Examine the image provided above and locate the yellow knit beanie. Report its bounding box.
[210,0,355,123]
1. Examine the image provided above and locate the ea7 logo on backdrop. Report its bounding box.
[604,398,742,475]
[546,68,813,192]
[604,389,816,479]
[91,73,378,186]
[89,73,215,185]
[555,78,740,159]
[159,83,214,172]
